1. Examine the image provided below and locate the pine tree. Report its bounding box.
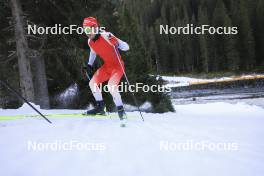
[149,27,159,73]
[182,7,194,72]
[256,0,264,66]
[198,4,209,72]
[10,0,35,102]
[212,0,239,71]
[231,0,256,70]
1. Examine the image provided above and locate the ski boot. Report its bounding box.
[84,101,106,116]
[117,106,127,127]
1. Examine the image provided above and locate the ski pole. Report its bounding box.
[113,47,144,121]
[84,70,91,81]
[0,80,52,124]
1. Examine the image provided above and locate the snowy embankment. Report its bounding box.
[161,74,264,88]
[1,102,264,176]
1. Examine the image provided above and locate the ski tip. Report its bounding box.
[120,118,127,127]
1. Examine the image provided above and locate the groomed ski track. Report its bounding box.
[0,102,264,176]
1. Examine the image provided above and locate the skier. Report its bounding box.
[82,17,129,125]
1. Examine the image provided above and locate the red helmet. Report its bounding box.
[83,17,98,28]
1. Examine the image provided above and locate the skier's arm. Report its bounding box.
[117,39,129,51]
[88,49,96,66]
[82,49,96,79]
[106,32,129,51]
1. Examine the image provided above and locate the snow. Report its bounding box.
[124,101,152,112]
[0,102,264,176]
[56,83,79,107]
[59,83,78,99]
[0,103,82,116]
[19,102,41,111]
[161,76,199,87]
[161,74,264,87]
[173,96,264,108]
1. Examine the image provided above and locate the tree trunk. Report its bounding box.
[31,55,50,109]
[10,0,35,102]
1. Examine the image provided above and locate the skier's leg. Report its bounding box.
[108,69,126,120]
[108,70,123,106]
[86,66,110,115]
[89,65,110,101]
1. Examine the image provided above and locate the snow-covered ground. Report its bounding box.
[173,96,264,108]
[161,74,264,87]
[1,102,264,176]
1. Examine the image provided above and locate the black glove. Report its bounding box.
[82,63,94,80]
